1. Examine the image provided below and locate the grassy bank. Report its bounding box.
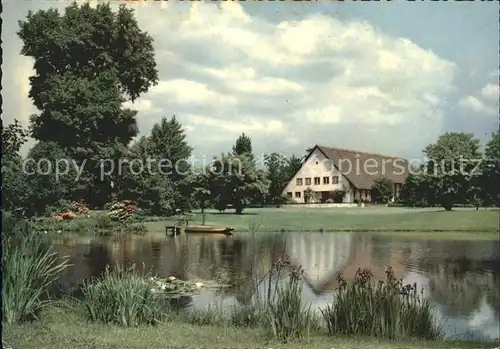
[3,309,492,349]
[21,206,499,238]
[145,207,500,234]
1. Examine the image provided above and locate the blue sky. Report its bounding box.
[2,0,499,160]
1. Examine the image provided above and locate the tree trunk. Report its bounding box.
[235,205,244,214]
[234,200,244,214]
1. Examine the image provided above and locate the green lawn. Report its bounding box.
[144,206,500,234]
[3,308,493,349]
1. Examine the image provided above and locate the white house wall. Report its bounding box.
[282,148,352,203]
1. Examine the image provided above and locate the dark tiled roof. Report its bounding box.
[315,145,410,190]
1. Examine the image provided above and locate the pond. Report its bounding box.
[52,232,500,342]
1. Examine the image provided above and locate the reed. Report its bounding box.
[80,264,171,327]
[1,220,70,324]
[320,267,443,340]
[265,266,316,343]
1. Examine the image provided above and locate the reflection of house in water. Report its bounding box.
[283,233,408,295]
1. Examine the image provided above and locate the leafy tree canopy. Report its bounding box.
[18,2,158,156]
[232,133,253,157]
[1,119,29,159]
[371,177,394,204]
[423,132,481,174]
[485,131,499,162]
[18,2,158,105]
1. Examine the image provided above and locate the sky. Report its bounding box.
[2,0,499,161]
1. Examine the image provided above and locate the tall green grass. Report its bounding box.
[1,216,70,324]
[80,264,171,327]
[321,267,443,340]
[265,266,316,343]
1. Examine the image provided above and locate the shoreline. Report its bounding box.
[3,308,497,349]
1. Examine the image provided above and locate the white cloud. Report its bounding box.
[150,79,237,105]
[4,1,459,158]
[185,114,284,136]
[459,95,496,115]
[123,99,161,114]
[468,296,500,341]
[480,83,499,100]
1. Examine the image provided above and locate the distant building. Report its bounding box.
[282,145,410,204]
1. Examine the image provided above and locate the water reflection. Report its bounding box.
[52,233,500,342]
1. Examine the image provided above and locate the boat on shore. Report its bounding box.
[184,225,234,236]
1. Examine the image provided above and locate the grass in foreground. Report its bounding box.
[81,264,171,326]
[2,307,493,349]
[144,207,500,233]
[1,226,70,325]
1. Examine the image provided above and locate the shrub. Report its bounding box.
[80,264,171,327]
[2,225,70,324]
[320,267,443,340]
[95,214,113,230]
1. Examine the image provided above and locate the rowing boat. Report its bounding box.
[184,225,234,236]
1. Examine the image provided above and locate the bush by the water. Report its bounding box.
[1,222,70,324]
[31,213,147,236]
[81,264,171,327]
[321,267,443,340]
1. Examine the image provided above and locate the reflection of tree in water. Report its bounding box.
[484,264,500,314]
[52,241,112,298]
[486,287,500,314]
[223,238,255,305]
[87,242,113,277]
[214,235,282,306]
[426,258,500,318]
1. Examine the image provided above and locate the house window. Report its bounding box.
[295,191,301,198]
[323,176,329,185]
[314,177,321,185]
[332,176,339,184]
[287,192,292,198]
[296,178,303,186]
[305,177,311,185]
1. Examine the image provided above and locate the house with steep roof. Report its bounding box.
[282,145,410,204]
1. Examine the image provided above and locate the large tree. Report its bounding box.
[23,141,78,215]
[481,131,500,206]
[400,170,437,208]
[285,155,303,181]
[1,120,30,214]
[117,116,193,216]
[422,132,482,210]
[232,133,253,157]
[210,134,269,214]
[149,116,193,177]
[371,177,394,204]
[1,119,29,160]
[18,2,159,207]
[210,153,269,214]
[264,152,289,207]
